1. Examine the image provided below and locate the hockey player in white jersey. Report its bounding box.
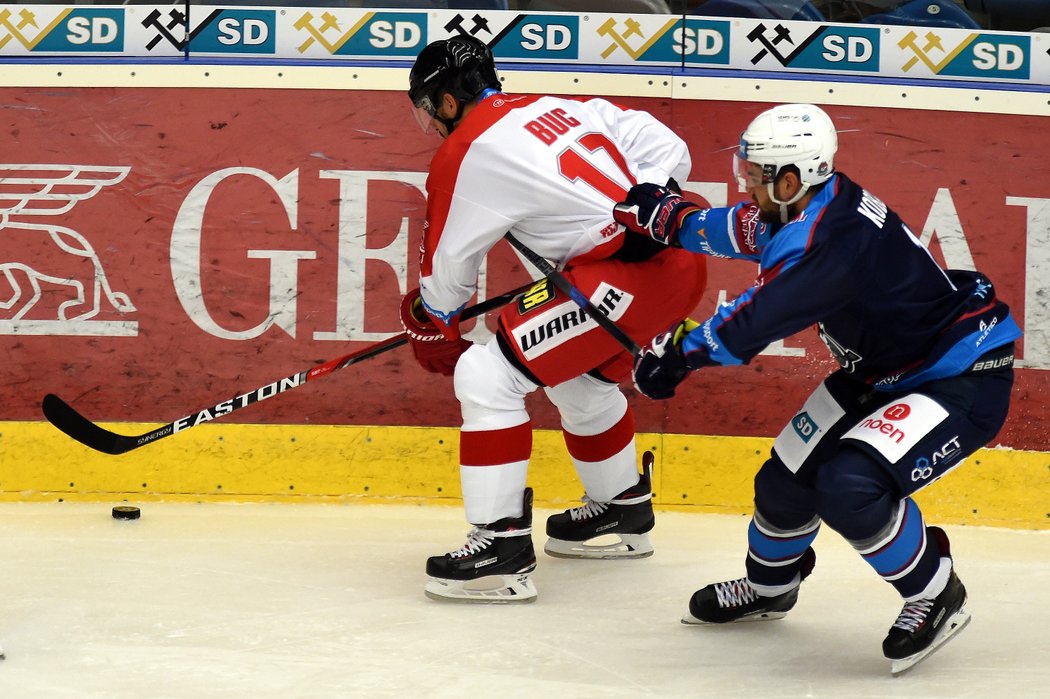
[401,35,707,602]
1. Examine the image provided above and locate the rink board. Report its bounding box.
[1,421,1045,530]
[1,65,1047,532]
[3,67,1049,453]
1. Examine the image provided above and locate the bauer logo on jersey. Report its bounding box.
[511,282,633,360]
[843,394,948,464]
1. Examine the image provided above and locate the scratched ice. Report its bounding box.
[0,502,1046,698]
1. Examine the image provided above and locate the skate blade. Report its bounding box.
[424,572,538,604]
[544,533,654,560]
[889,608,972,676]
[680,610,789,625]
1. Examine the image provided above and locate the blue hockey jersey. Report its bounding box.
[675,173,1021,391]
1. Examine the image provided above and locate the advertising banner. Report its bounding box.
[0,5,1047,86]
[3,87,1047,453]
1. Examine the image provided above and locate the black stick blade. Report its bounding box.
[41,394,138,455]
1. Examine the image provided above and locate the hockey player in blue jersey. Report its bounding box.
[613,103,1021,674]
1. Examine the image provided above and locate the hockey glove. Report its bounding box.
[399,289,472,377]
[632,319,701,400]
[613,182,701,247]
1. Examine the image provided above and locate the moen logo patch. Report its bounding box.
[843,394,948,464]
[517,279,555,314]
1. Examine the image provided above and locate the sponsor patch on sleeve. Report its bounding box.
[773,381,846,474]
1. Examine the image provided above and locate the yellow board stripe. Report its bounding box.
[2,422,1045,529]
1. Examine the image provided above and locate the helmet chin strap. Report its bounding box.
[765,181,810,223]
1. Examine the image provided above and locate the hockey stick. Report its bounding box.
[503,232,643,356]
[42,282,534,455]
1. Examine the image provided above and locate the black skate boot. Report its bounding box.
[883,567,971,675]
[682,547,816,624]
[424,488,537,603]
[544,451,656,559]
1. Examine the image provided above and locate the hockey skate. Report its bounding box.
[883,567,971,675]
[424,488,538,604]
[682,548,816,624]
[544,451,656,559]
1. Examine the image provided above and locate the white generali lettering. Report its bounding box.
[172,168,315,340]
[1007,196,1050,369]
[172,375,304,432]
[157,172,1050,369]
[316,170,420,342]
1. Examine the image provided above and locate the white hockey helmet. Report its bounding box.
[734,104,837,212]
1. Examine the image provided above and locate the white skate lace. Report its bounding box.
[449,527,494,558]
[568,497,609,521]
[713,578,759,608]
[448,525,533,558]
[891,598,935,632]
[567,484,653,521]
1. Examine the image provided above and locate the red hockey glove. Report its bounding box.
[632,319,700,400]
[399,289,472,377]
[613,182,701,247]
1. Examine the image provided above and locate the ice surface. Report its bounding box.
[0,502,1046,698]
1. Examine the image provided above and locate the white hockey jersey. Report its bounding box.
[418,93,691,333]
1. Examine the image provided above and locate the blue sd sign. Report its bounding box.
[897,30,1030,80]
[491,15,579,61]
[30,8,125,52]
[293,11,426,58]
[746,23,880,73]
[676,19,731,66]
[188,9,276,54]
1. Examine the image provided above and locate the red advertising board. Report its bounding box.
[4,87,1048,451]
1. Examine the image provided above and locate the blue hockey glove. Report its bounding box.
[613,182,701,247]
[632,319,700,400]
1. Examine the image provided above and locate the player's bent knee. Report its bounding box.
[544,374,627,433]
[813,449,897,537]
[454,342,536,421]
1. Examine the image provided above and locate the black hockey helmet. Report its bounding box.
[408,35,501,132]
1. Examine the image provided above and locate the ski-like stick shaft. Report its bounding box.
[42,282,533,455]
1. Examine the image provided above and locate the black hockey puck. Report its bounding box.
[112,505,141,521]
